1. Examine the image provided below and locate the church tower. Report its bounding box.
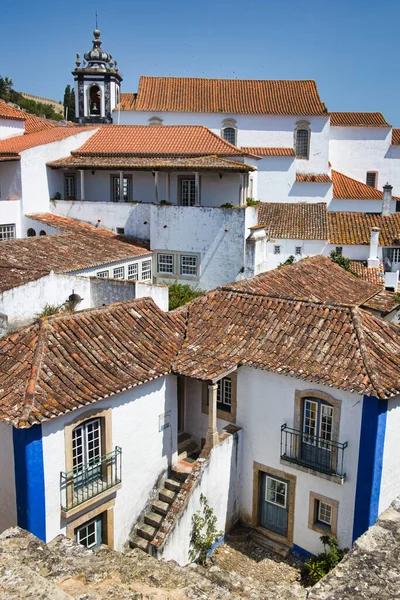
[73,29,122,124]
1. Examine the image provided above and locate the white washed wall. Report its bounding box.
[236,367,363,555]
[329,199,396,213]
[266,240,328,271]
[379,396,400,514]
[41,375,177,550]
[159,430,242,565]
[0,200,22,238]
[117,111,330,176]
[329,127,400,196]
[0,421,17,533]
[0,118,24,140]
[20,129,98,215]
[134,281,168,312]
[0,161,21,201]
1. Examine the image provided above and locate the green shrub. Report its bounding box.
[36,304,63,318]
[304,535,345,585]
[220,202,235,208]
[53,192,62,200]
[329,250,359,277]
[278,255,295,268]
[168,283,205,311]
[246,197,259,207]
[159,200,172,205]
[189,494,223,565]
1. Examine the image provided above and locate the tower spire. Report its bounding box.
[95,11,98,30]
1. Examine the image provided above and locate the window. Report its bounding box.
[158,253,174,274]
[64,174,76,199]
[116,227,125,235]
[335,246,343,255]
[39,230,46,236]
[141,260,152,281]
[96,270,109,278]
[266,476,287,508]
[0,224,16,241]
[180,255,198,276]
[75,516,102,549]
[181,179,196,207]
[309,492,338,535]
[128,263,138,280]
[295,246,302,256]
[295,121,310,159]
[366,172,377,188]
[73,418,101,473]
[27,228,36,237]
[217,377,232,412]
[303,398,333,446]
[274,245,281,255]
[112,176,131,202]
[221,119,237,146]
[113,266,124,279]
[89,85,101,116]
[388,248,400,263]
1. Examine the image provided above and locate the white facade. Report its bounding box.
[0,118,24,140]
[379,396,400,514]
[41,375,177,550]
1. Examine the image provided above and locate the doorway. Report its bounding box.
[259,473,290,537]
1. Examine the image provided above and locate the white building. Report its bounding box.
[0,256,399,563]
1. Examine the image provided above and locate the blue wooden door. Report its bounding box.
[259,473,289,537]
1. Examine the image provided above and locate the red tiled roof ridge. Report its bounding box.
[332,169,400,201]
[242,147,295,157]
[0,126,98,156]
[392,128,400,145]
[0,100,26,121]
[330,112,391,128]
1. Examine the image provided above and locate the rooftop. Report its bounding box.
[329,112,391,127]
[0,126,97,157]
[328,211,400,246]
[59,124,244,158]
[392,128,400,145]
[258,202,328,240]
[296,174,332,183]
[0,214,150,285]
[120,76,328,116]
[332,170,399,200]
[241,147,295,157]
[0,101,26,121]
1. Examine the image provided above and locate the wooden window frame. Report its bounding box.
[110,174,132,203]
[366,171,378,189]
[66,498,115,549]
[64,173,76,200]
[308,491,338,536]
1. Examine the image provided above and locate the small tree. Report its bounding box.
[189,494,223,565]
[168,282,204,311]
[278,255,295,268]
[329,250,359,277]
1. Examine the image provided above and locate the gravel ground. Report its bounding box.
[214,525,304,588]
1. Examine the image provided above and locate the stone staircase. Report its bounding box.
[131,433,200,554]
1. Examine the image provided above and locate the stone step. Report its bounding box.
[178,432,191,444]
[165,478,181,493]
[152,499,170,516]
[159,487,176,504]
[130,536,151,552]
[171,463,191,482]
[144,511,164,528]
[137,523,157,542]
[251,530,290,558]
[178,441,198,459]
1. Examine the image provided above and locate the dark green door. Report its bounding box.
[259,473,289,537]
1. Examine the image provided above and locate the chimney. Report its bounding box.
[382,183,393,216]
[368,227,380,268]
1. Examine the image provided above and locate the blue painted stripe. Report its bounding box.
[207,534,225,557]
[352,395,387,542]
[13,425,46,541]
[292,543,314,560]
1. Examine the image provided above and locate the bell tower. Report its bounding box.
[73,28,122,124]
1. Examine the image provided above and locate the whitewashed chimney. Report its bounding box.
[382,183,393,216]
[368,227,380,268]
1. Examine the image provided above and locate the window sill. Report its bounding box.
[61,483,122,519]
[309,521,333,536]
[280,458,345,485]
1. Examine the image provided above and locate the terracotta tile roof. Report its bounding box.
[48,154,254,172]
[349,260,385,286]
[392,128,400,145]
[67,125,244,157]
[296,173,332,183]
[129,76,328,116]
[0,101,25,121]
[22,112,57,134]
[0,126,97,157]
[331,170,399,200]
[118,93,137,111]
[328,212,400,246]
[330,112,391,127]
[241,147,295,157]
[223,255,380,306]
[258,202,328,240]
[0,266,49,294]
[0,298,185,427]
[0,214,150,275]
[173,289,400,399]
[362,290,399,314]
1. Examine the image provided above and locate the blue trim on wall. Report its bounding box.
[13,425,46,541]
[352,395,387,543]
[292,543,314,561]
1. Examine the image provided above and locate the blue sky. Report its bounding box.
[2,0,399,124]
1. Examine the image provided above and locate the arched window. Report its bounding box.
[39,230,46,236]
[27,228,36,237]
[148,116,163,126]
[89,85,101,116]
[221,119,237,146]
[295,121,310,159]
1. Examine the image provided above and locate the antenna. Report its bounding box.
[95,11,98,29]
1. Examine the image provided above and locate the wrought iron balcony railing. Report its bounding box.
[280,424,347,481]
[60,446,122,512]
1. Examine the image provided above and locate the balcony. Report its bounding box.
[60,447,122,513]
[280,424,347,482]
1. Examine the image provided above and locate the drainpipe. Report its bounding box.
[368,227,380,268]
[382,183,393,216]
